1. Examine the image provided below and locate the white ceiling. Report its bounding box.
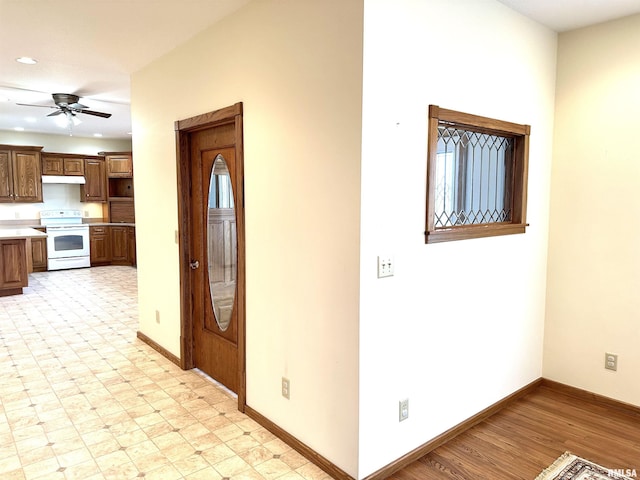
[497,0,640,32]
[1,0,639,140]
[0,0,250,139]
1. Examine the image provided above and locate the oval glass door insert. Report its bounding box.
[207,154,236,331]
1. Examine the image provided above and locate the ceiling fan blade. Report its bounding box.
[47,110,64,117]
[78,109,112,118]
[16,102,57,109]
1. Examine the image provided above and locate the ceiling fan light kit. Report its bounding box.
[54,111,81,130]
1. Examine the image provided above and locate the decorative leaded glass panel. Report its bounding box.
[434,125,514,228]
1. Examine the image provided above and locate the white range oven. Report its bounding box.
[40,210,90,271]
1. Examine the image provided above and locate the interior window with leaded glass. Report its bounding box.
[425,105,530,243]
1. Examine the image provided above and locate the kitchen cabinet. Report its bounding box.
[42,155,85,176]
[0,238,28,295]
[81,158,107,202]
[106,153,133,178]
[0,145,43,203]
[127,227,136,266]
[108,200,135,223]
[31,228,47,272]
[89,226,111,266]
[100,151,135,222]
[110,226,128,264]
[90,225,136,267]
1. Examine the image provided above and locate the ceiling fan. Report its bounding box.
[17,93,112,119]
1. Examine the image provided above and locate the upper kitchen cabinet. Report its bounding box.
[81,158,107,202]
[105,153,133,178]
[42,154,85,176]
[0,145,43,203]
[102,152,134,223]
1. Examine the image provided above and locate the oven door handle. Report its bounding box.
[47,226,89,231]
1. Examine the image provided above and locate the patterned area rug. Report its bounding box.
[536,452,636,480]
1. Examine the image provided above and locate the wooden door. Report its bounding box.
[177,103,245,403]
[0,150,13,202]
[111,226,129,263]
[42,155,64,175]
[191,144,241,392]
[12,151,42,202]
[63,158,85,176]
[106,154,133,177]
[89,226,111,265]
[31,236,48,272]
[127,227,136,266]
[0,240,28,289]
[82,159,107,202]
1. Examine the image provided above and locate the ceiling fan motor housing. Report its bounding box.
[52,93,84,108]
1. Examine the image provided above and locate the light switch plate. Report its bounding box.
[377,256,394,278]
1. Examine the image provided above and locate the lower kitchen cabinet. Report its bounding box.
[31,233,48,272]
[90,226,111,266]
[0,239,28,293]
[127,226,136,267]
[90,225,136,267]
[111,226,128,264]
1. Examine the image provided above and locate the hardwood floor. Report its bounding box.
[388,381,640,480]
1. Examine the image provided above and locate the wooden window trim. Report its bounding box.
[425,105,530,244]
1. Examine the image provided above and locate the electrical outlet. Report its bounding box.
[282,377,290,399]
[605,353,618,371]
[399,398,409,422]
[377,256,395,278]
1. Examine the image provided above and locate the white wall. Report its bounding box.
[0,131,131,221]
[544,14,640,405]
[131,0,363,474]
[358,0,557,476]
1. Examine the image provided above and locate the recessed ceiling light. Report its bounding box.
[16,57,37,65]
[93,133,103,137]
[14,127,25,131]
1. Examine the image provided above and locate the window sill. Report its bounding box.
[425,223,528,244]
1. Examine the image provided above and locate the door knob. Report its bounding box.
[190,260,200,270]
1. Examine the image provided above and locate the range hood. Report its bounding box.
[41,175,86,185]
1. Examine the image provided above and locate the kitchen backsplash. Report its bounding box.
[0,184,104,221]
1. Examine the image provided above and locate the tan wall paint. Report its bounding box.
[544,14,640,405]
[131,0,362,474]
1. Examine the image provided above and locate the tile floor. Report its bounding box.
[0,266,332,480]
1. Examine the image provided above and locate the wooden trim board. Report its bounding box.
[363,378,544,480]
[244,406,355,480]
[136,331,181,367]
[541,379,640,418]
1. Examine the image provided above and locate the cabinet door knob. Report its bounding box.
[190,260,200,270]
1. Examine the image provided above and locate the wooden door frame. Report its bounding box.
[175,102,246,411]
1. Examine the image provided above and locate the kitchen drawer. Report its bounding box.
[90,226,108,235]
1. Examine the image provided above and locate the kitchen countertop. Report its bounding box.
[88,222,136,227]
[0,227,48,240]
[0,219,135,228]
